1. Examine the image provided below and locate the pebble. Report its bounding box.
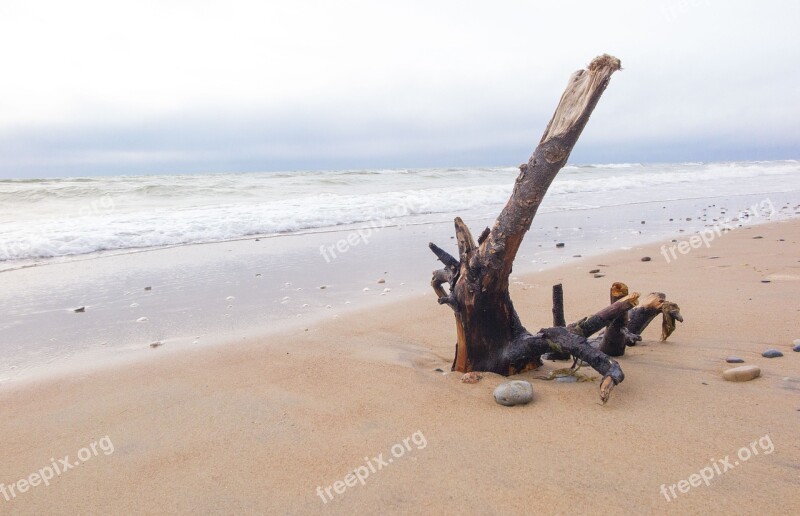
[319,285,327,290]
[149,341,163,349]
[556,242,565,248]
[226,296,235,301]
[594,273,605,278]
[793,339,800,352]
[589,269,600,274]
[722,365,760,382]
[378,278,386,284]
[641,256,651,262]
[461,372,483,384]
[762,349,783,358]
[493,381,534,406]
[136,317,148,322]
[73,306,85,313]
[725,356,745,364]
[363,287,370,292]
[144,286,152,291]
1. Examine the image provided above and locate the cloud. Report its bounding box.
[0,0,798,178]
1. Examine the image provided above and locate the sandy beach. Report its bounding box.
[2,218,798,514]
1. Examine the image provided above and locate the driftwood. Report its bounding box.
[428,55,682,403]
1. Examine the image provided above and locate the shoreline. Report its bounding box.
[1,190,798,386]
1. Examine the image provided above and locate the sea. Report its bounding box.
[2,160,799,268]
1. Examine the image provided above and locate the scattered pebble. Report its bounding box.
[377,278,386,284]
[325,304,332,309]
[589,269,600,274]
[130,303,139,308]
[383,288,391,293]
[752,236,763,239]
[723,365,760,382]
[363,287,370,292]
[461,372,483,384]
[319,285,327,290]
[136,317,148,323]
[144,286,152,291]
[594,273,605,278]
[726,356,745,364]
[434,368,444,373]
[762,349,783,358]
[761,280,771,283]
[573,254,582,258]
[73,306,85,313]
[493,381,534,406]
[226,296,235,301]
[255,273,262,277]
[641,256,651,262]
[793,340,800,352]
[556,242,565,248]
[149,341,163,349]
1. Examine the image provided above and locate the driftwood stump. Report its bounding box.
[428,55,682,403]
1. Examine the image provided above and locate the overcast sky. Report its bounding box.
[1,0,798,178]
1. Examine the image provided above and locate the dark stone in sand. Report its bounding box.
[761,280,771,283]
[150,341,163,348]
[144,286,152,291]
[686,217,692,221]
[762,349,783,358]
[573,254,582,258]
[726,356,745,364]
[73,306,85,313]
[753,236,763,239]
[594,273,605,278]
[434,368,444,373]
[556,242,565,248]
[641,256,651,262]
[589,269,600,274]
[641,220,646,224]
[792,343,800,353]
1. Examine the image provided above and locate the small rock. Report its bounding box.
[226,296,235,301]
[793,339,800,352]
[589,269,600,274]
[434,368,444,373]
[319,285,327,290]
[73,306,85,313]
[377,278,386,284]
[641,256,651,262]
[556,242,565,248]
[573,254,582,258]
[383,288,391,293]
[752,236,763,239]
[149,341,163,349]
[363,287,370,291]
[722,365,760,382]
[762,349,783,358]
[493,381,534,406]
[640,220,646,224]
[136,317,148,322]
[761,280,771,283]
[461,372,483,384]
[144,286,152,291]
[594,273,605,278]
[726,356,744,364]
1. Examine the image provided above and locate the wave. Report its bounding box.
[1,160,798,262]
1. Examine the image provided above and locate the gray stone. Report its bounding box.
[793,339,800,352]
[725,356,745,364]
[641,256,652,262]
[762,349,783,358]
[723,365,760,382]
[493,381,534,406]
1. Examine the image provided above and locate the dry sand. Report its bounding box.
[1,219,799,514]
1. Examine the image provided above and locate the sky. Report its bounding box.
[0,0,798,178]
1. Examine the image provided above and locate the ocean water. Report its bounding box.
[1,160,799,267]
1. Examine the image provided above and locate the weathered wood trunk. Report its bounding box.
[430,55,628,403]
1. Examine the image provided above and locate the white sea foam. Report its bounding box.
[1,160,798,262]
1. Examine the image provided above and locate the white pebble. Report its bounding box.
[383,288,391,293]
[136,317,148,322]
[226,296,235,301]
[130,303,139,308]
[363,287,370,292]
